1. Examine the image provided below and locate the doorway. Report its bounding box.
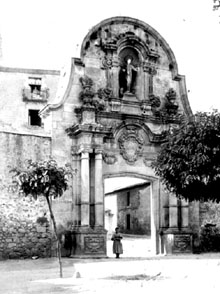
[104,176,152,257]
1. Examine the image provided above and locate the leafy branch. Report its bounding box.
[153,111,220,202]
[11,158,76,278]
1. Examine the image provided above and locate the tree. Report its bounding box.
[11,158,74,278]
[153,111,220,202]
[213,0,220,10]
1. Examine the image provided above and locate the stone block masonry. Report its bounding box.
[0,131,53,259]
[0,193,52,259]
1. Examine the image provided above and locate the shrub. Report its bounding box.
[199,223,220,252]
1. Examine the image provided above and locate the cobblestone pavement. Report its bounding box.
[1,236,220,294]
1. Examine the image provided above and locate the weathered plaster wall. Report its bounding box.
[117,185,151,235]
[0,67,60,134]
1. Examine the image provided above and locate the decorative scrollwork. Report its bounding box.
[164,88,179,115]
[84,236,105,253]
[143,62,157,75]
[103,152,117,165]
[79,76,106,111]
[79,76,95,106]
[149,94,161,108]
[118,127,144,165]
[102,57,113,69]
[97,87,112,99]
[143,157,156,167]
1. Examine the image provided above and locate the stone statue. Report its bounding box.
[119,56,138,97]
[125,57,138,93]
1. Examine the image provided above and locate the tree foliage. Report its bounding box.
[153,111,220,202]
[213,0,220,11]
[11,158,72,199]
[11,158,74,278]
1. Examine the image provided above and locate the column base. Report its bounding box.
[160,228,193,255]
[65,226,107,258]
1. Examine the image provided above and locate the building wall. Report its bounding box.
[0,193,52,259]
[105,194,117,236]
[117,184,151,235]
[0,131,52,259]
[0,67,60,133]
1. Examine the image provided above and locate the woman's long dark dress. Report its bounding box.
[111,232,123,255]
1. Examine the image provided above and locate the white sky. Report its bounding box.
[0,0,220,113]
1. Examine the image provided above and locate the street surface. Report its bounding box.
[1,236,220,293]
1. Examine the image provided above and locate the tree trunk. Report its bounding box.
[46,195,63,278]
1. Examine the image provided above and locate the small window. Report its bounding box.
[28,77,42,93]
[28,109,41,126]
[126,214,130,230]
[127,191,130,206]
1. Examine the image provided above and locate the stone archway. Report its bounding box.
[104,172,160,256]
[41,16,193,257]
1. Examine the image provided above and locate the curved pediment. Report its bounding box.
[41,16,192,121]
[80,16,179,79]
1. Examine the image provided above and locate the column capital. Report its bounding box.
[94,149,103,155]
[71,145,93,155]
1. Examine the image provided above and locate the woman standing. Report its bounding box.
[111,227,123,258]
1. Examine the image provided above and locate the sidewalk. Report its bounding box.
[1,254,220,294]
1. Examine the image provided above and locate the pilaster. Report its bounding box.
[80,151,90,226]
[150,179,160,255]
[94,150,104,227]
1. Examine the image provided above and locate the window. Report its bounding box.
[127,191,130,206]
[28,77,42,93]
[28,109,41,126]
[22,77,49,102]
[126,214,130,230]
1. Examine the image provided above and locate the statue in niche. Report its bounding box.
[119,55,138,97]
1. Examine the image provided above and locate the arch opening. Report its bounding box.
[104,175,153,258]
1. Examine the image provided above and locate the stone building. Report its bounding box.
[105,182,151,235]
[0,67,59,259]
[0,16,216,259]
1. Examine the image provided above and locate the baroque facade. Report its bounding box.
[0,17,214,259]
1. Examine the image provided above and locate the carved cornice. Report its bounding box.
[66,123,112,138]
[97,109,184,127]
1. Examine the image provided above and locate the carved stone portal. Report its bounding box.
[118,127,144,164]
